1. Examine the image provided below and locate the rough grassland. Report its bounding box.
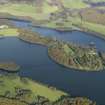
[61,0,89,8]
[71,17,105,35]
[0,4,58,20]
[88,0,105,2]
[0,3,105,38]
[0,28,19,36]
[0,97,27,105]
[0,75,67,102]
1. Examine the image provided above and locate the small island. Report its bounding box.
[0,62,20,72]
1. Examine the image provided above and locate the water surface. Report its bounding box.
[0,19,105,105]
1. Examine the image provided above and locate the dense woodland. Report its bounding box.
[49,41,105,71]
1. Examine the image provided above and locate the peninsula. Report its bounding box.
[0,74,96,105]
[48,41,105,71]
[0,25,104,71]
[18,29,105,71]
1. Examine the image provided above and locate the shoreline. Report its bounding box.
[0,68,19,73]
[0,26,105,72]
[3,35,105,73]
[0,74,67,103]
[48,52,104,73]
[0,13,105,41]
[77,26,105,42]
[3,27,105,72]
[32,24,105,43]
[31,24,105,46]
[18,28,105,72]
[0,62,20,72]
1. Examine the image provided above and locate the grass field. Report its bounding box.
[0,75,67,103]
[0,28,19,36]
[62,0,89,8]
[0,0,89,21]
[70,17,105,35]
[44,16,105,36]
[0,3,58,20]
[0,2,105,37]
[87,0,105,2]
